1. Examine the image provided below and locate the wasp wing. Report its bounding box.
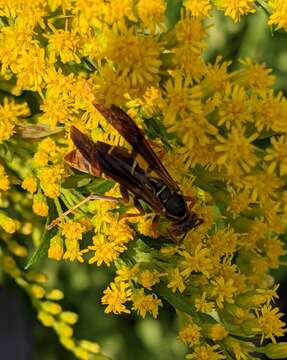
[68,127,162,213]
[94,103,179,191]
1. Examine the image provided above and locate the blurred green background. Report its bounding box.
[2,3,287,360]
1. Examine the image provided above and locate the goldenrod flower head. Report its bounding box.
[167,268,186,293]
[103,0,136,25]
[22,175,37,193]
[265,135,287,176]
[203,323,228,341]
[256,305,287,343]
[269,0,287,30]
[131,288,162,318]
[0,97,30,142]
[104,24,162,92]
[184,0,211,18]
[186,344,225,360]
[137,0,166,31]
[61,220,85,242]
[33,151,49,167]
[45,23,81,64]
[33,193,49,216]
[237,58,275,92]
[102,281,132,315]
[88,234,127,266]
[0,212,17,234]
[178,322,201,346]
[48,235,64,261]
[215,0,256,23]
[195,292,215,314]
[211,276,237,308]
[137,269,161,290]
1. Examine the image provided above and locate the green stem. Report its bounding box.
[54,198,63,216]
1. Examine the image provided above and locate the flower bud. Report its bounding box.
[202,323,228,341]
[48,235,64,260]
[54,321,74,338]
[38,311,55,327]
[46,289,64,300]
[29,284,46,299]
[60,311,79,325]
[41,301,62,315]
[264,342,287,359]
[79,340,100,354]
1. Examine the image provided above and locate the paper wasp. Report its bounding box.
[48,104,203,239]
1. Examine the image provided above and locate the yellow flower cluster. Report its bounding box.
[0,1,287,360]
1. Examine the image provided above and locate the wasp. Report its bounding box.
[48,104,203,240]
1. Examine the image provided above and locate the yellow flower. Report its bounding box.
[269,0,287,30]
[236,58,275,92]
[102,281,132,314]
[33,151,49,167]
[215,0,256,23]
[256,305,287,343]
[178,322,201,346]
[137,0,166,30]
[203,324,228,341]
[61,220,85,242]
[211,276,237,308]
[131,288,162,318]
[13,46,47,93]
[0,212,17,234]
[33,193,49,216]
[167,268,186,293]
[195,292,214,313]
[45,22,81,64]
[265,135,287,176]
[161,71,202,125]
[137,269,161,290]
[186,344,226,360]
[218,84,251,129]
[22,175,37,193]
[0,97,30,142]
[88,234,127,266]
[180,244,213,279]
[115,264,139,282]
[48,235,64,261]
[215,126,258,175]
[184,0,211,17]
[104,24,162,92]
[103,0,136,25]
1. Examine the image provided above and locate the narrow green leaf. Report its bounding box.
[25,202,57,269]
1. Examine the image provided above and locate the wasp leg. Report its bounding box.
[119,185,130,203]
[47,194,122,230]
[119,197,145,220]
[183,195,196,209]
[151,214,160,238]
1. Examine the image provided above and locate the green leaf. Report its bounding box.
[85,178,115,193]
[62,174,92,188]
[25,203,57,269]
